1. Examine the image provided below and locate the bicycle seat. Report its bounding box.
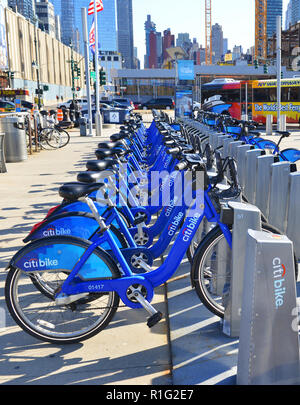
[95,148,126,159]
[59,182,105,201]
[275,131,291,137]
[77,171,107,184]
[98,141,126,149]
[86,159,118,172]
[110,133,128,141]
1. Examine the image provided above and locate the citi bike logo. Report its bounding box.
[167,212,184,236]
[24,257,59,269]
[42,227,71,237]
[272,257,286,309]
[182,213,201,242]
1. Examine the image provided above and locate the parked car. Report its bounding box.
[139,98,175,110]
[112,98,134,110]
[0,100,16,112]
[101,100,133,110]
[20,100,34,111]
[58,98,88,111]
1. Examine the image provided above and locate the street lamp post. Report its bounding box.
[33,16,42,110]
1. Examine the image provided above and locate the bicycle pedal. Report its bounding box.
[147,311,163,328]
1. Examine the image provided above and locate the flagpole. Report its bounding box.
[81,7,93,136]
[94,0,102,136]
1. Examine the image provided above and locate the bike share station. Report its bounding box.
[3,95,300,385]
[182,112,300,385]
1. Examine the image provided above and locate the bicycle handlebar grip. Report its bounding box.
[175,161,188,171]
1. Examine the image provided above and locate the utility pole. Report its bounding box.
[70,42,76,101]
[33,16,42,110]
[276,15,282,131]
[81,7,94,137]
[94,0,103,136]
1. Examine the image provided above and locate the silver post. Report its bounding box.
[276,15,282,131]
[94,1,102,136]
[81,7,94,136]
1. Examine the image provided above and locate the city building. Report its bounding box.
[97,0,118,52]
[111,65,282,104]
[55,14,61,41]
[211,23,223,63]
[116,0,134,69]
[8,0,35,23]
[266,0,282,38]
[232,45,243,60]
[223,38,228,55]
[148,30,157,68]
[285,0,300,29]
[144,14,156,68]
[3,5,85,103]
[176,33,192,53]
[268,21,300,68]
[162,28,174,64]
[35,0,55,37]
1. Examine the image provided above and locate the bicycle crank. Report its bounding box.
[126,284,163,328]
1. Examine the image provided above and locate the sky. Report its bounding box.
[132,0,290,68]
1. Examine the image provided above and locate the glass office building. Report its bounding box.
[117,0,134,68]
[8,0,35,23]
[267,0,283,37]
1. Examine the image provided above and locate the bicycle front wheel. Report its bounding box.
[5,248,120,344]
[43,128,70,149]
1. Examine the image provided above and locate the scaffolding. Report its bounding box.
[255,0,267,61]
[205,0,212,65]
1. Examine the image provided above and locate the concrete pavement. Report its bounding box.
[0,123,300,386]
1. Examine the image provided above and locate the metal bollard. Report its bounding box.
[286,172,300,261]
[268,162,297,233]
[222,201,262,338]
[254,155,279,220]
[266,115,273,135]
[237,230,300,385]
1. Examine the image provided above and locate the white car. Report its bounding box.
[58,98,88,110]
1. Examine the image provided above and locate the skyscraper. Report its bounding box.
[117,0,134,69]
[61,0,75,48]
[211,23,223,63]
[267,0,282,38]
[162,28,174,63]
[35,0,55,37]
[8,0,35,23]
[144,15,156,68]
[285,0,300,29]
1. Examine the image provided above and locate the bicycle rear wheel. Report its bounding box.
[191,223,298,318]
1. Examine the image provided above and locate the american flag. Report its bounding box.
[89,19,95,54]
[88,0,104,15]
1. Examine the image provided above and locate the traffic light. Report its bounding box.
[281,71,284,79]
[254,59,259,69]
[263,64,268,74]
[76,87,81,91]
[100,69,106,86]
[10,71,14,79]
[77,67,81,77]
